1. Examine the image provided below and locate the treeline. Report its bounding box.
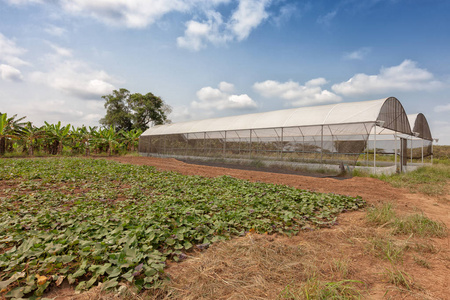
[0,113,142,157]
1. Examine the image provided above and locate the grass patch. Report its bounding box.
[0,158,365,298]
[413,256,431,269]
[384,266,414,290]
[366,203,396,226]
[392,214,447,238]
[375,164,450,196]
[298,277,363,300]
[366,203,447,238]
[367,237,407,263]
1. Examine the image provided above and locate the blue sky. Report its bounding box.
[0,0,449,144]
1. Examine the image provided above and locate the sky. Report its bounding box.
[0,0,449,144]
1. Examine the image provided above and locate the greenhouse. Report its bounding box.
[139,97,433,174]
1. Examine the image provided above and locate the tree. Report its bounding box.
[44,121,71,155]
[100,89,171,132]
[19,122,45,156]
[0,113,26,155]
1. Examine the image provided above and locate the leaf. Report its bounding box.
[55,275,65,287]
[0,272,26,289]
[85,276,98,289]
[37,274,48,285]
[35,281,51,296]
[106,266,121,278]
[71,268,86,278]
[75,281,86,292]
[121,270,134,282]
[101,278,118,291]
[165,238,175,246]
[183,241,193,250]
[5,286,24,298]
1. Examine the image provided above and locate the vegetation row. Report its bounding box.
[0,113,142,157]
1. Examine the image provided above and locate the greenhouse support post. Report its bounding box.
[373,125,377,172]
[410,136,413,163]
[421,139,424,164]
[394,132,397,170]
[321,125,323,162]
[431,141,433,164]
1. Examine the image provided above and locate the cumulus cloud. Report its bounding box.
[343,47,371,60]
[0,33,28,67]
[331,60,443,96]
[228,0,270,41]
[0,64,23,81]
[253,78,342,107]
[30,44,117,99]
[178,0,272,50]
[177,11,232,51]
[192,82,257,112]
[434,103,450,112]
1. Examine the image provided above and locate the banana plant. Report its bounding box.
[73,125,98,156]
[19,122,45,156]
[44,121,71,155]
[0,113,26,155]
[96,126,119,156]
[119,128,143,151]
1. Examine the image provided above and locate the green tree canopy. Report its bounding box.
[100,89,171,132]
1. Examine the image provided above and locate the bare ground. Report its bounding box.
[44,156,450,299]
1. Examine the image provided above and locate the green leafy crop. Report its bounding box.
[0,158,365,298]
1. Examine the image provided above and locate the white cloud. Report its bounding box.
[177,11,232,51]
[317,10,337,27]
[332,60,443,96]
[431,121,450,145]
[192,82,257,112]
[343,47,371,60]
[30,44,117,99]
[218,81,235,93]
[0,64,23,81]
[228,0,270,41]
[44,25,67,37]
[178,0,272,50]
[253,78,342,107]
[434,103,450,112]
[60,0,190,28]
[48,43,73,57]
[0,33,29,67]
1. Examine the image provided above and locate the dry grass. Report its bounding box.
[167,234,313,299]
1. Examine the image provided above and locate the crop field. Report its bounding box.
[0,158,365,298]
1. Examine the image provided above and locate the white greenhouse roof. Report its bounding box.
[142,97,408,136]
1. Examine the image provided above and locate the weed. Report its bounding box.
[384,266,414,290]
[366,203,396,225]
[367,237,408,263]
[330,258,350,279]
[300,277,363,299]
[392,214,447,238]
[412,241,438,254]
[413,256,431,269]
[249,159,266,168]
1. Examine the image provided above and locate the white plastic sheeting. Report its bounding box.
[142,99,391,136]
